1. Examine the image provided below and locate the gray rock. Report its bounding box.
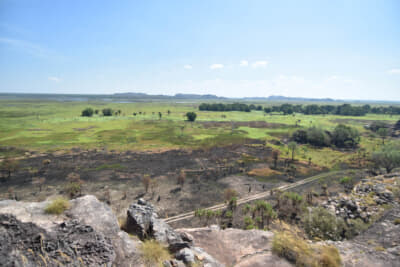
[0,214,115,266]
[176,248,195,264]
[126,199,189,252]
[0,195,144,267]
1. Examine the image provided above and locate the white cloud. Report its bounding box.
[183,64,192,69]
[240,60,248,67]
[388,69,400,74]
[209,63,224,69]
[251,60,268,68]
[326,75,355,84]
[48,76,61,82]
[0,37,62,60]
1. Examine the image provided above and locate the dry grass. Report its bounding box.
[44,197,70,215]
[272,230,341,267]
[248,167,281,177]
[140,240,171,267]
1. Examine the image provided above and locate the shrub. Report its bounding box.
[186,112,197,122]
[81,107,94,117]
[140,240,171,266]
[224,188,238,202]
[306,127,331,147]
[331,124,360,148]
[272,230,341,267]
[345,218,369,239]
[102,108,114,116]
[339,176,353,184]
[371,144,400,173]
[244,216,255,229]
[45,197,70,215]
[303,207,346,241]
[65,182,82,198]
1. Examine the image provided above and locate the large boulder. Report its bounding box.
[126,198,189,252]
[0,195,144,267]
[0,213,115,266]
[176,226,292,267]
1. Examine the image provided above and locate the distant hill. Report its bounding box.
[0,92,398,104]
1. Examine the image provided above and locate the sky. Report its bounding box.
[0,0,399,100]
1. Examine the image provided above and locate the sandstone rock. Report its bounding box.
[177,227,292,267]
[0,214,115,266]
[176,248,195,264]
[0,195,144,267]
[126,199,189,252]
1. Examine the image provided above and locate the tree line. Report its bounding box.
[198,102,400,116]
[265,103,400,116]
[199,103,263,112]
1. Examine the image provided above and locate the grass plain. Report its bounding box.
[1,99,399,168]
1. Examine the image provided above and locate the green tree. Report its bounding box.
[288,141,297,161]
[372,144,400,173]
[186,112,197,122]
[332,124,360,148]
[81,107,94,117]
[377,127,389,145]
[252,200,276,229]
[102,108,114,116]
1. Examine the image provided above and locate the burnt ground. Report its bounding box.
[0,142,324,220]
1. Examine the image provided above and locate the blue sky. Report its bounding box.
[0,0,399,100]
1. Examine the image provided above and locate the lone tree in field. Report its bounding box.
[177,170,186,188]
[186,112,197,122]
[272,150,280,169]
[288,141,297,161]
[102,108,114,116]
[377,127,389,145]
[158,112,162,120]
[32,177,46,192]
[66,172,84,198]
[81,107,94,117]
[0,157,19,179]
[371,145,400,173]
[142,175,151,193]
[224,188,238,203]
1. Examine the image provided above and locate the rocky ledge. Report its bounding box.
[0,195,221,267]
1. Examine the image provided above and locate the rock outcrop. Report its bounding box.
[0,214,115,266]
[126,199,223,267]
[0,195,144,267]
[322,174,399,223]
[176,226,292,267]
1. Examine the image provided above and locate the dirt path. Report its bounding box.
[163,170,350,224]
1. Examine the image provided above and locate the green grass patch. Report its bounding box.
[44,197,70,215]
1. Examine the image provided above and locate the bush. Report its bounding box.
[369,121,388,132]
[65,182,82,198]
[331,124,360,148]
[339,176,353,184]
[371,144,400,173]
[102,108,114,116]
[345,218,369,239]
[306,127,331,147]
[140,240,171,266]
[45,197,70,215]
[303,207,346,241]
[224,188,238,202]
[244,216,255,229]
[272,230,341,267]
[81,107,94,117]
[186,112,197,122]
